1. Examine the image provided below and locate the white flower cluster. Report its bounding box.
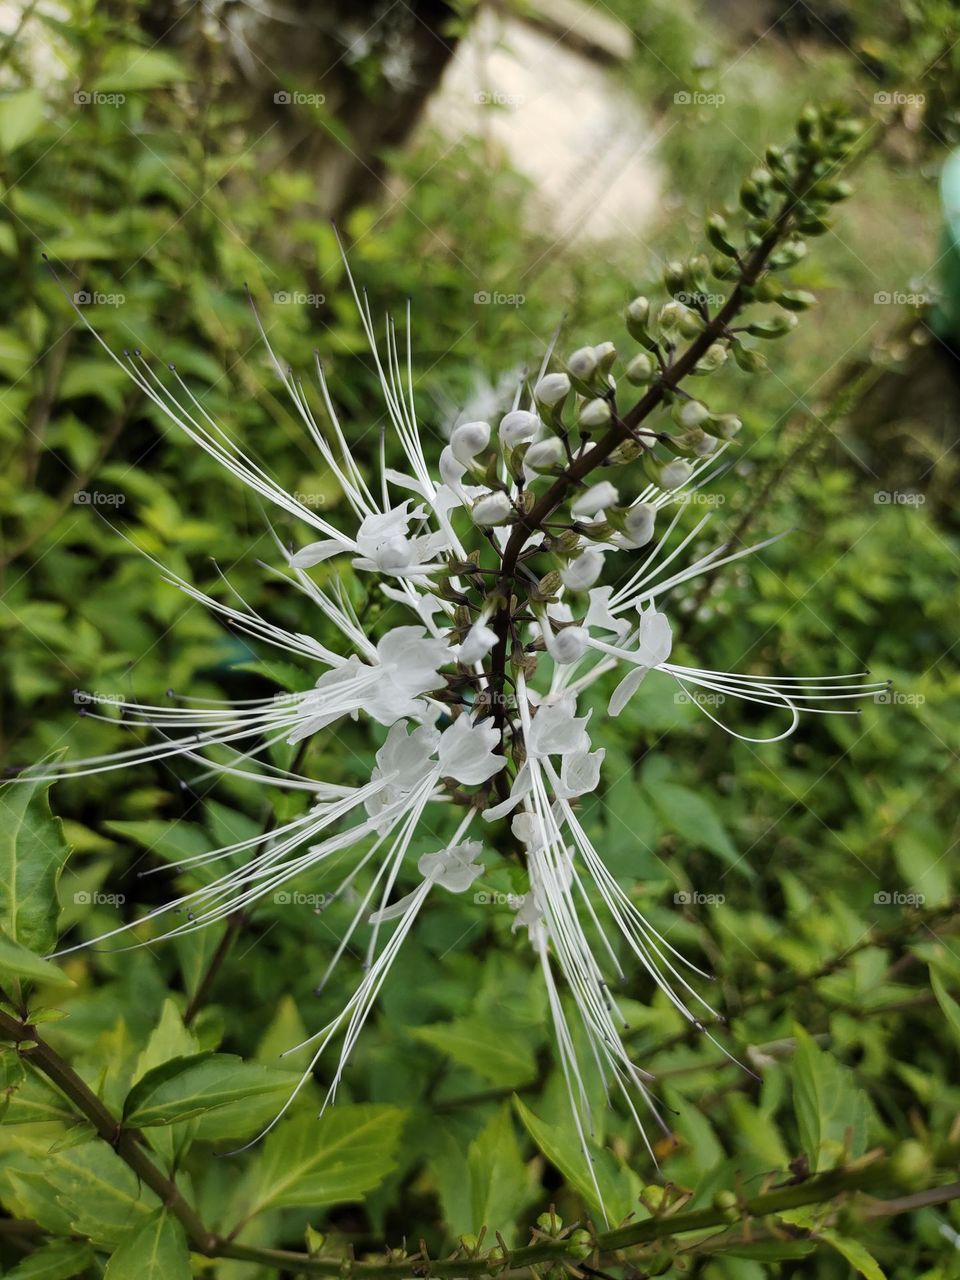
[28,255,884,1207]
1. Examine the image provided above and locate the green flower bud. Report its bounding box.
[817,179,852,203]
[746,312,798,338]
[732,343,767,373]
[796,105,818,143]
[663,260,686,295]
[706,213,739,258]
[567,1229,593,1261]
[536,1210,563,1235]
[711,412,742,439]
[778,289,817,311]
[693,342,727,374]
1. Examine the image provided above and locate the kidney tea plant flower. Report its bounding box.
[26,104,883,1210]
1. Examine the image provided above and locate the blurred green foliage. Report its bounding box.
[1,2,959,1278]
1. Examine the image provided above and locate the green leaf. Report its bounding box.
[0,90,45,153]
[410,1017,536,1087]
[231,1104,406,1226]
[792,1026,867,1172]
[93,48,187,92]
[468,1105,529,1237]
[103,1210,191,1280]
[513,1096,638,1225]
[649,782,748,875]
[930,967,960,1048]
[0,774,71,955]
[0,928,74,987]
[123,1053,292,1127]
[820,1230,887,1279]
[3,1240,94,1280]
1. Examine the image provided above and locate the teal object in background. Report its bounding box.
[935,149,960,340]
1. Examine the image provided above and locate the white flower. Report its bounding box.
[526,695,591,759]
[450,419,491,465]
[558,748,604,798]
[561,548,604,590]
[660,458,695,489]
[457,620,498,664]
[419,841,484,893]
[523,437,564,476]
[499,409,541,447]
[579,398,612,429]
[471,491,514,527]
[621,503,656,548]
[436,715,506,785]
[571,481,618,518]
[546,626,589,666]
[675,399,710,428]
[534,372,570,407]
[567,346,598,379]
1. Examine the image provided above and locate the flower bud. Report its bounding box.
[450,420,491,466]
[693,342,727,374]
[593,341,617,376]
[579,397,612,429]
[623,503,656,547]
[534,371,571,408]
[524,437,565,474]
[660,459,694,489]
[571,481,618,518]
[499,409,541,447]
[561,547,604,590]
[694,432,719,456]
[674,399,710,429]
[625,295,650,339]
[547,626,589,665]
[706,213,738,258]
[625,351,656,384]
[657,300,686,333]
[471,491,514,527]
[663,260,686,294]
[712,413,742,439]
[778,289,816,311]
[746,312,798,338]
[567,346,598,381]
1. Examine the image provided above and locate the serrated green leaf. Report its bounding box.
[0,773,71,955]
[468,1104,529,1238]
[0,928,74,987]
[103,1210,191,1280]
[410,1017,536,1087]
[3,1239,94,1280]
[513,1096,638,1226]
[820,1230,886,1279]
[230,1104,406,1228]
[123,1053,291,1127]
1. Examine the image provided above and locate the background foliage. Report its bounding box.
[1,1,959,1277]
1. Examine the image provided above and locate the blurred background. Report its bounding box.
[2,1,960,1276]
